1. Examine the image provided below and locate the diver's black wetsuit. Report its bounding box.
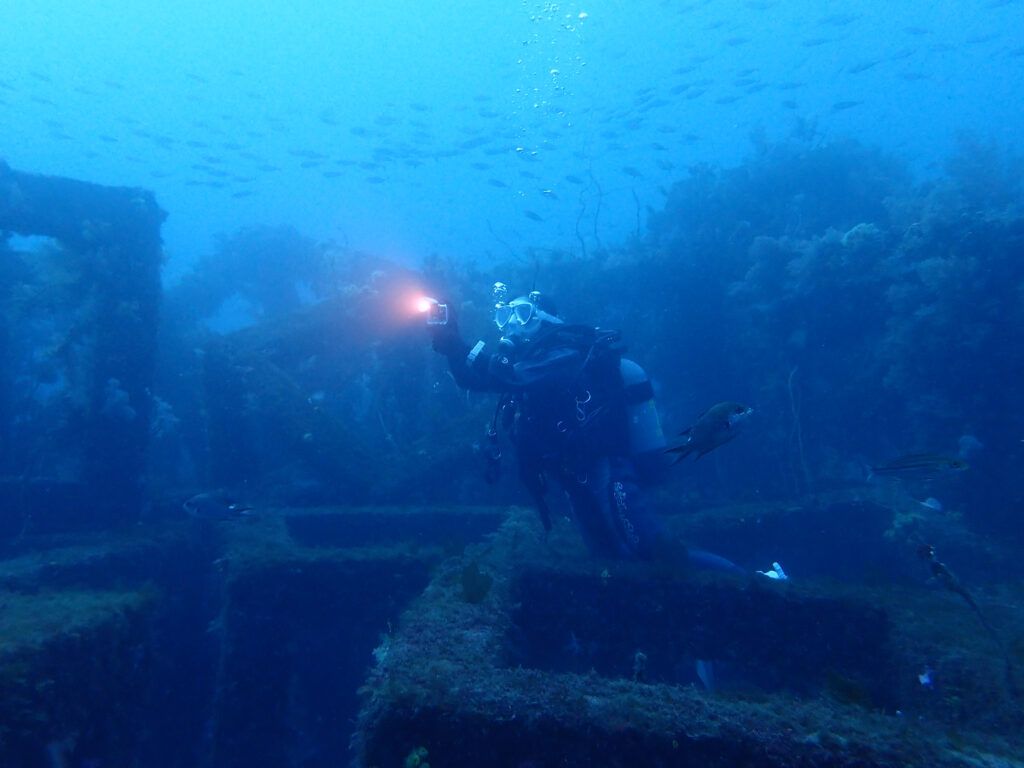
[435,320,670,559]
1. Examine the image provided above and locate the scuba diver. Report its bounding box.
[426,282,743,572]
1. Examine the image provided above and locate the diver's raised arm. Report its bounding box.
[425,299,496,391]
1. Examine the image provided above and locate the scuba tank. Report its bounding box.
[619,358,666,458]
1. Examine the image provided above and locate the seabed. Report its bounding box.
[0,496,1021,767]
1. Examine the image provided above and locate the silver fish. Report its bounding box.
[869,454,967,479]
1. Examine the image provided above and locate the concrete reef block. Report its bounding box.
[0,161,165,524]
[354,507,1024,768]
[0,588,155,767]
[0,505,496,766]
[509,568,890,698]
[209,534,433,767]
[283,505,508,549]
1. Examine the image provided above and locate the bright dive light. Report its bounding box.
[417,296,448,326]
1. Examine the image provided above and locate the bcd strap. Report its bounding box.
[623,379,654,404]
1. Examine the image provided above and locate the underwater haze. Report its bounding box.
[2,0,1022,279]
[5,2,1024,766]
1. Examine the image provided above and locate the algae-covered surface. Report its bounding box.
[0,506,462,766]
[0,501,1020,767]
[0,585,155,764]
[354,506,1024,768]
[0,588,152,653]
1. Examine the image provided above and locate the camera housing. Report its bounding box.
[420,298,448,326]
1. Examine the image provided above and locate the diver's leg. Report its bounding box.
[686,549,747,574]
[610,458,746,571]
[608,477,660,559]
[560,459,636,558]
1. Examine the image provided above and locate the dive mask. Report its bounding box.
[494,298,535,330]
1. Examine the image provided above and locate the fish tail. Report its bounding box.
[667,444,695,463]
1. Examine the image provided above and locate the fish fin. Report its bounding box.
[667,444,694,462]
[695,659,715,691]
[696,433,739,458]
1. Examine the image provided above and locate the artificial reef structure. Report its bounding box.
[0,161,164,530]
[2,135,1023,767]
[2,499,1022,768]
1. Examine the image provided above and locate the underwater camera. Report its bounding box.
[416,296,448,326]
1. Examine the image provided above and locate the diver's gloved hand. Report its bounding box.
[428,301,465,357]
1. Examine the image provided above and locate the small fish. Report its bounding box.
[667,402,753,462]
[183,493,253,519]
[459,135,492,151]
[847,59,880,74]
[523,210,544,222]
[869,454,968,479]
[819,12,861,26]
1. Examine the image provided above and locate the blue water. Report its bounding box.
[3,0,1021,281]
[3,2,1024,766]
